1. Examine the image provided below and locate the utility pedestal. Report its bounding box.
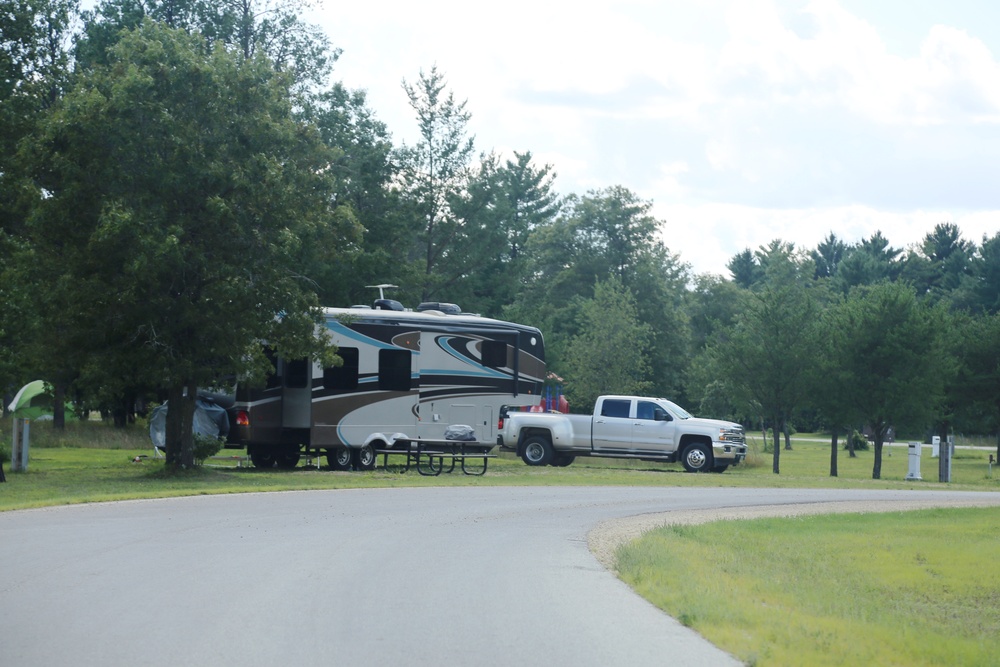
[905,442,922,480]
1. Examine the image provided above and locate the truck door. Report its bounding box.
[592,398,633,452]
[631,400,675,453]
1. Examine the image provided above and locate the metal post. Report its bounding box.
[938,434,952,483]
[947,435,954,482]
[11,418,30,472]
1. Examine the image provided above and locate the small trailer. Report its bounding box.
[226,297,546,470]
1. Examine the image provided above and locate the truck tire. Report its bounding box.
[327,447,353,471]
[353,443,376,471]
[552,453,575,467]
[521,436,554,466]
[681,442,712,473]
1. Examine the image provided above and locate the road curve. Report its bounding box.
[2,486,998,666]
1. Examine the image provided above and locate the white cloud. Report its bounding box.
[309,0,1000,279]
[656,201,996,276]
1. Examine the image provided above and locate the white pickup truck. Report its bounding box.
[498,395,747,473]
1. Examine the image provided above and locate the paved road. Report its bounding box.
[3,487,998,666]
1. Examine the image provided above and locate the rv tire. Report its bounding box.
[521,436,554,466]
[275,446,300,469]
[328,447,353,471]
[249,449,276,469]
[353,443,376,471]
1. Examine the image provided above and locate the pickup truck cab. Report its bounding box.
[498,395,747,473]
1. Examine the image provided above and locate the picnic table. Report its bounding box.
[375,439,496,476]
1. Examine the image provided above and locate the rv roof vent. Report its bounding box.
[417,302,461,315]
[374,298,405,311]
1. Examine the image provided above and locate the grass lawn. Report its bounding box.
[1,421,998,511]
[617,507,1000,666]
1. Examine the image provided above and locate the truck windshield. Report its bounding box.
[664,400,692,419]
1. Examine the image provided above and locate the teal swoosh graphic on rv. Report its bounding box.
[325,320,419,352]
[435,336,508,379]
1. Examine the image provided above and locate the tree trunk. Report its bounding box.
[872,430,884,480]
[772,416,781,474]
[53,381,66,430]
[830,429,839,477]
[848,429,857,458]
[164,380,198,469]
[783,421,792,450]
[112,389,137,428]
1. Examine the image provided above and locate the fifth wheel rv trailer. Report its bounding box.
[226,300,546,470]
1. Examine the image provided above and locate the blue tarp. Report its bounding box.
[149,397,230,449]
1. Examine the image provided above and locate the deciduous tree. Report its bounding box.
[561,277,653,409]
[826,282,950,479]
[17,21,357,467]
[706,251,817,474]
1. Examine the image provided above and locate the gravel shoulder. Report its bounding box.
[588,497,1000,572]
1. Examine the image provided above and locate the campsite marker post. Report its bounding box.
[11,418,30,472]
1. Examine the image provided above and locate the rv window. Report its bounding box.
[285,357,309,389]
[264,347,281,389]
[481,340,508,368]
[324,347,359,390]
[379,349,411,391]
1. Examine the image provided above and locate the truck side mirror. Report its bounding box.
[654,409,671,422]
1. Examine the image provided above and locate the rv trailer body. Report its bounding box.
[229,306,545,469]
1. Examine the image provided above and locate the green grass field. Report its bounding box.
[3,419,999,666]
[2,421,998,511]
[617,508,1000,666]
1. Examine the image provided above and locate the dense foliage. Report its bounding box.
[2,1,998,475]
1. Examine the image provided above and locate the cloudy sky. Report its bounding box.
[308,0,1000,275]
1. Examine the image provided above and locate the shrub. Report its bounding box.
[845,429,870,451]
[192,434,223,464]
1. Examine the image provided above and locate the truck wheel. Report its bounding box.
[521,436,554,466]
[327,447,353,471]
[250,449,276,469]
[682,443,712,473]
[353,443,376,471]
[552,453,575,467]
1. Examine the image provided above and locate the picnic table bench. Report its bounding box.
[375,439,496,476]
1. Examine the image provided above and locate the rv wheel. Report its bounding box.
[353,443,376,471]
[328,447,353,471]
[250,449,276,469]
[275,446,300,469]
